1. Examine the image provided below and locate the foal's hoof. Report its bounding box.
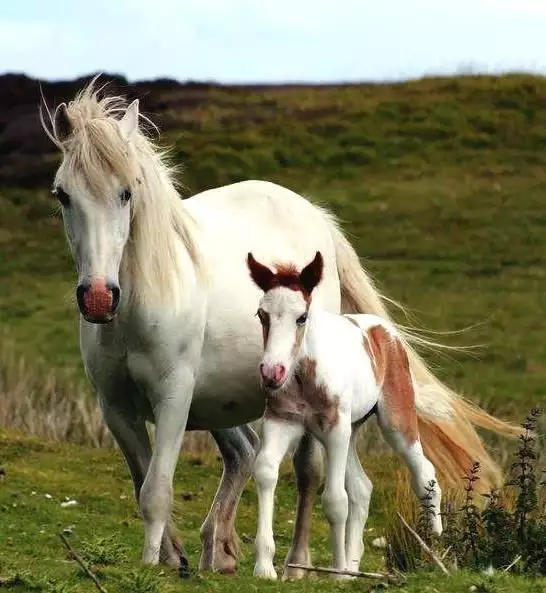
[178,554,191,579]
[254,564,278,580]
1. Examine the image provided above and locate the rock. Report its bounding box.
[371,536,387,549]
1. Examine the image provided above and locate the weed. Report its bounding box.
[79,535,128,567]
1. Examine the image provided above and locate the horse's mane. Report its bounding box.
[40,77,204,311]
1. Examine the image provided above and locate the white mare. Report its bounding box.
[248,252,442,579]
[41,79,518,576]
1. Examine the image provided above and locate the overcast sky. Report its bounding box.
[1,0,545,83]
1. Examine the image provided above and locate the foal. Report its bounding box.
[247,251,442,579]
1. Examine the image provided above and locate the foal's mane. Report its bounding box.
[40,77,204,311]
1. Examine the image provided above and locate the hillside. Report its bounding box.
[2,72,546,416]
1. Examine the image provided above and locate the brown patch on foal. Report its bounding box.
[264,357,339,432]
[365,325,418,444]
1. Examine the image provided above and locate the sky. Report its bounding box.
[1,0,546,83]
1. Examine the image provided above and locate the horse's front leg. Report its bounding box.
[254,419,304,580]
[199,424,259,574]
[139,366,194,566]
[99,392,188,568]
[321,416,351,577]
[282,432,324,580]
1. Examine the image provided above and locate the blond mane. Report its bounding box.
[41,77,204,311]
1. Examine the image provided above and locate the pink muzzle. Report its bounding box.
[259,362,287,389]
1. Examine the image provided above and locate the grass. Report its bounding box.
[1,429,544,593]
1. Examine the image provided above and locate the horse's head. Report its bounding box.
[247,252,323,391]
[43,86,142,323]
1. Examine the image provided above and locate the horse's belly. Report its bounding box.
[189,351,265,429]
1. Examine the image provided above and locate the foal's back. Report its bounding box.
[307,312,400,424]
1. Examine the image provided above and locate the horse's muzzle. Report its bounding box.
[76,277,120,323]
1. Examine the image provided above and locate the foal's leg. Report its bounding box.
[376,406,443,535]
[344,428,373,572]
[282,432,324,580]
[99,393,186,567]
[199,425,259,574]
[321,416,351,576]
[254,419,304,580]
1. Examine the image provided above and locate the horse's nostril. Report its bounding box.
[76,284,88,315]
[109,285,121,312]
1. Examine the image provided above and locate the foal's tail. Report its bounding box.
[326,212,520,492]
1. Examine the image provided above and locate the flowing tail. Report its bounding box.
[326,211,520,492]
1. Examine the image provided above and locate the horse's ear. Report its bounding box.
[247,253,275,292]
[54,103,72,142]
[300,251,323,294]
[120,99,139,141]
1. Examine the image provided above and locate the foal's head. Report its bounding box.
[247,252,323,391]
[42,83,142,323]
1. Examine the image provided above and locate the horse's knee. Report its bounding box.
[254,453,279,490]
[322,486,348,525]
[139,474,173,522]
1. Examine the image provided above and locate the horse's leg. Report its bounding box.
[254,419,304,580]
[199,424,259,574]
[99,392,186,567]
[139,369,194,565]
[376,407,443,535]
[344,428,373,573]
[282,432,324,580]
[321,417,351,577]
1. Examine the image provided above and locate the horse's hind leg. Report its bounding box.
[99,395,186,568]
[199,424,259,574]
[344,428,373,572]
[282,432,324,580]
[376,403,443,535]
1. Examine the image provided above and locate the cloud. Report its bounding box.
[1,0,545,82]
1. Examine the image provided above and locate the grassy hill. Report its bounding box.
[2,73,546,414]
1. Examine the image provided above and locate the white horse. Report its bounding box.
[40,79,517,576]
[248,252,442,579]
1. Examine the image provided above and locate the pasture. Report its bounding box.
[0,73,545,591]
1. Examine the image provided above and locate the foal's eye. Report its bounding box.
[120,188,132,202]
[296,313,308,326]
[52,186,70,207]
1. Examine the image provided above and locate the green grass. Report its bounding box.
[1,430,544,593]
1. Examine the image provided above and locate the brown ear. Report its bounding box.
[247,253,275,292]
[54,103,72,142]
[300,251,323,294]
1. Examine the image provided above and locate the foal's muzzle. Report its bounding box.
[76,277,120,323]
[260,362,287,391]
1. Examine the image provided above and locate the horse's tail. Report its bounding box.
[326,211,520,491]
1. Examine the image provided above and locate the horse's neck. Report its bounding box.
[120,161,202,317]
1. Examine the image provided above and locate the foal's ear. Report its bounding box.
[247,253,275,292]
[54,103,72,142]
[300,251,323,294]
[120,99,139,141]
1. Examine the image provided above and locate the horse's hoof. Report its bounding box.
[178,554,191,579]
[254,564,278,580]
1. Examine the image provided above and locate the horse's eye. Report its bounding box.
[296,313,308,326]
[52,186,70,207]
[120,188,132,202]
